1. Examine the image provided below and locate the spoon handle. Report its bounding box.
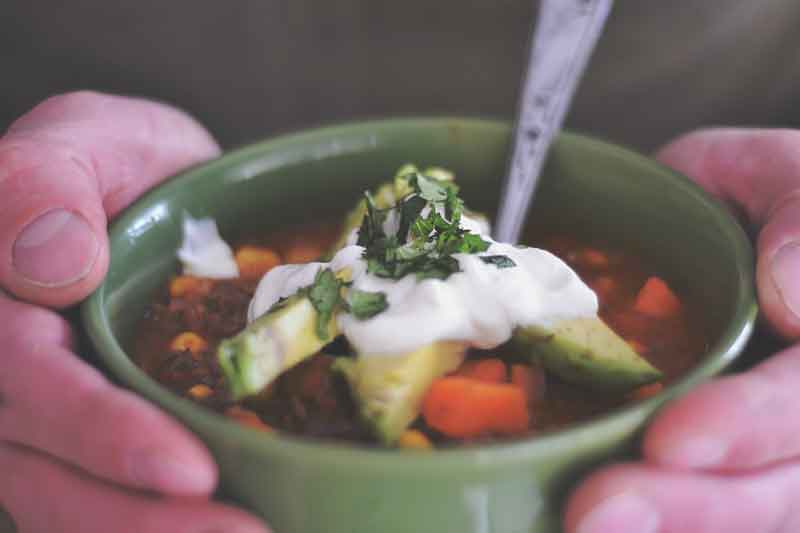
[494,0,614,243]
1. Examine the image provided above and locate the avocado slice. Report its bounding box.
[334,341,466,445]
[218,293,339,400]
[515,317,662,391]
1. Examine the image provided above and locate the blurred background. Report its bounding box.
[1,0,799,152]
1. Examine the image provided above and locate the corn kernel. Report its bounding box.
[169,332,208,355]
[169,275,213,298]
[398,429,433,450]
[187,384,213,399]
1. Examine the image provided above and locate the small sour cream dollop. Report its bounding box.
[247,215,598,356]
[177,215,240,279]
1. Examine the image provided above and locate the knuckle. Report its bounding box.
[0,303,71,349]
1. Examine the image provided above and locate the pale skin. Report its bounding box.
[1,92,799,533]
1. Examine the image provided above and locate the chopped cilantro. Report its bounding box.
[357,167,491,281]
[480,255,517,269]
[347,289,389,320]
[307,268,344,341]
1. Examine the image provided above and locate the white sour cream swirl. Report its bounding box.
[248,216,598,356]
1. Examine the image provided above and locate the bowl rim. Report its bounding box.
[81,116,757,473]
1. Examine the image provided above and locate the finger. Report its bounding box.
[643,343,800,471]
[0,294,216,495]
[0,90,220,308]
[0,442,268,533]
[565,462,800,533]
[655,128,800,339]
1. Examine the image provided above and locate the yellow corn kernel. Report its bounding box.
[187,384,214,399]
[169,275,213,298]
[169,332,208,355]
[398,429,433,450]
[235,246,282,279]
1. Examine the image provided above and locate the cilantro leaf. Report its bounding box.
[480,255,517,269]
[356,192,387,247]
[347,289,389,320]
[414,173,448,203]
[307,268,343,341]
[396,195,427,242]
[459,233,491,253]
[356,166,493,283]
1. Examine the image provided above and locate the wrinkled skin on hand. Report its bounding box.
[0,92,267,533]
[566,129,800,533]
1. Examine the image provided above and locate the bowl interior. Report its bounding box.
[83,118,756,533]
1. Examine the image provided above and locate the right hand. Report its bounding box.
[0,92,268,533]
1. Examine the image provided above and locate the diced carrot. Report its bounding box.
[398,429,434,450]
[235,246,282,279]
[226,406,272,431]
[589,276,617,305]
[626,338,649,355]
[169,275,213,298]
[633,276,682,318]
[169,332,208,355]
[580,248,610,269]
[455,358,507,383]
[510,364,543,405]
[187,384,213,399]
[284,242,324,264]
[422,377,529,439]
[628,381,664,401]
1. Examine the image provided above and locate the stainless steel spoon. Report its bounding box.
[494,0,614,243]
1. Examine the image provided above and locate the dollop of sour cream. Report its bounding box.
[177,215,240,279]
[248,215,598,356]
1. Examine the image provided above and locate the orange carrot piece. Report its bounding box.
[235,246,282,279]
[580,248,610,269]
[169,275,213,298]
[589,275,616,305]
[633,277,682,318]
[626,338,649,355]
[284,242,324,264]
[422,377,529,439]
[169,332,208,355]
[628,381,664,401]
[456,358,507,383]
[510,364,542,406]
[226,406,272,431]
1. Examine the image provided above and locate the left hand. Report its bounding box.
[565,128,800,533]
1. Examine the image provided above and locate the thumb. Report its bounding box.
[656,127,800,340]
[0,91,220,307]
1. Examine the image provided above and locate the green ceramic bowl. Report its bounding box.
[82,118,756,533]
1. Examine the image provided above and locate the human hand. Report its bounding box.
[565,128,800,533]
[0,92,267,533]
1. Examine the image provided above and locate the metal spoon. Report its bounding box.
[494,0,614,243]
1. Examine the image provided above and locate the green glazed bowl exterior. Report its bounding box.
[82,118,756,533]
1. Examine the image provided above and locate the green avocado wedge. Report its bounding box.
[334,341,467,445]
[218,293,339,400]
[516,317,662,391]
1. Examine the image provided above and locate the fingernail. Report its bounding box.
[577,492,660,533]
[661,436,729,469]
[131,450,214,494]
[12,209,99,287]
[771,242,800,319]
